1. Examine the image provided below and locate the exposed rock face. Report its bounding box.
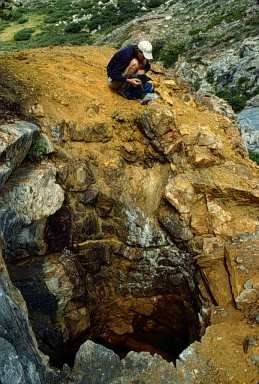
[0,239,48,384]
[0,46,258,383]
[238,96,259,154]
[0,162,64,261]
[176,36,259,104]
[0,121,39,188]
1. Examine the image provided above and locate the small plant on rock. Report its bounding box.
[249,151,259,165]
[28,139,49,161]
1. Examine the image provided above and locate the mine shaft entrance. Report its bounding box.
[49,292,201,368]
[90,291,202,365]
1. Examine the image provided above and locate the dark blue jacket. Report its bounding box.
[107,45,151,82]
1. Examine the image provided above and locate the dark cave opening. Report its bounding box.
[3,206,204,370]
[6,252,203,369]
[48,291,202,368]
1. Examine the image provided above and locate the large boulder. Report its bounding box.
[0,161,64,261]
[73,340,178,384]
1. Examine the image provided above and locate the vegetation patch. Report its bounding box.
[14,27,34,41]
[28,138,49,161]
[249,151,259,165]
[216,86,248,112]
[159,41,187,68]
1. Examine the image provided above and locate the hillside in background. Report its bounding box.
[0,0,165,49]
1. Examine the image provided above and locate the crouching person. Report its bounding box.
[107,40,157,102]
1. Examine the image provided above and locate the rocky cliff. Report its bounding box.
[0,46,258,383]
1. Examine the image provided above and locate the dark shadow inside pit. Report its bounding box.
[90,292,202,364]
[6,249,203,368]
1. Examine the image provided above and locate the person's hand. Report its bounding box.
[127,78,142,87]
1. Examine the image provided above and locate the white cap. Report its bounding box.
[137,40,153,60]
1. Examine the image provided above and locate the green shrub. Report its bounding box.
[160,41,186,67]
[152,39,165,61]
[14,28,34,41]
[189,33,207,46]
[28,139,49,161]
[188,28,202,36]
[216,86,248,112]
[225,7,244,23]
[17,16,29,24]
[249,151,259,165]
[3,7,24,21]
[147,0,164,8]
[206,70,215,84]
[207,14,225,29]
[64,22,82,33]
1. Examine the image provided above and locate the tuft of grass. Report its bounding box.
[28,139,48,161]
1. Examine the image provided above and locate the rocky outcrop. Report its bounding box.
[238,95,259,153]
[0,120,39,188]
[0,239,48,384]
[0,162,64,261]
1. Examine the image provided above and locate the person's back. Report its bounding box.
[107,45,137,83]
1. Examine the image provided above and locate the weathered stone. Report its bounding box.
[225,232,259,319]
[0,240,50,384]
[58,159,95,192]
[158,205,193,242]
[0,162,64,225]
[0,120,39,189]
[79,186,99,205]
[238,106,259,153]
[73,340,121,384]
[139,102,179,155]
[46,206,72,252]
[71,121,112,143]
[191,146,217,167]
[77,241,111,272]
[72,211,100,243]
[165,175,195,215]
[9,251,88,359]
[73,341,178,384]
[0,162,64,261]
